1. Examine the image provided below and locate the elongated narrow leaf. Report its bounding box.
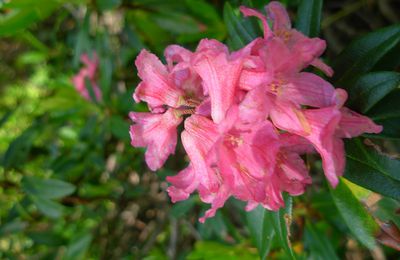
[22,176,76,199]
[223,2,258,50]
[344,139,400,200]
[332,24,400,86]
[346,72,400,113]
[366,89,400,139]
[30,195,64,219]
[305,222,339,260]
[295,0,323,37]
[246,206,275,259]
[266,195,296,259]
[330,178,378,249]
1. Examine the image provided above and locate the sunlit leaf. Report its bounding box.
[330,178,378,249]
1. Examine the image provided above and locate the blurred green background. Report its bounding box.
[0,0,399,259]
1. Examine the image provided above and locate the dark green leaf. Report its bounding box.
[170,197,196,219]
[96,0,121,11]
[0,220,28,236]
[304,222,339,260]
[295,0,323,37]
[344,138,400,200]
[0,110,13,129]
[330,178,378,249]
[223,2,258,50]
[22,176,76,199]
[332,24,400,86]
[246,206,275,259]
[109,115,130,141]
[346,71,400,113]
[28,231,66,246]
[366,89,400,139]
[2,127,37,169]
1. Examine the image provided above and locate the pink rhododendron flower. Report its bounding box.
[129,1,383,222]
[72,52,102,102]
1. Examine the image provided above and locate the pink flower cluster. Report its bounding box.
[72,52,102,102]
[129,2,382,222]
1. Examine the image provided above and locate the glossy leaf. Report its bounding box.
[223,2,258,50]
[367,89,400,139]
[346,71,400,113]
[330,178,378,249]
[22,176,76,199]
[246,206,275,259]
[332,24,400,86]
[295,0,323,37]
[344,138,400,200]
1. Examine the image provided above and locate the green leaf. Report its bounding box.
[344,138,400,200]
[330,178,378,249]
[0,220,28,236]
[223,2,258,50]
[187,241,259,260]
[266,195,296,259]
[304,222,339,260]
[31,195,64,219]
[2,126,37,169]
[170,197,196,219]
[366,89,400,139]
[346,71,400,114]
[96,0,121,11]
[295,0,323,37]
[28,231,66,246]
[332,24,400,86]
[22,176,76,199]
[246,206,275,259]
[109,115,130,141]
[63,233,92,260]
[0,0,60,36]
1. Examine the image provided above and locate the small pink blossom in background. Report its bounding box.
[129,1,382,222]
[72,52,102,102]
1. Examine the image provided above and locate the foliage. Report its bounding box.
[1,0,400,259]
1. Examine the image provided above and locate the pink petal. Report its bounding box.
[134,49,184,108]
[164,44,193,69]
[311,58,334,77]
[199,185,231,223]
[280,133,314,154]
[129,109,182,171]
[265,1,291,31]
[167,165,199,203]
[239,6,272,39]
[337,107,383,138]
[270,99,311,136]
[193,46,242,123]
[277,152,311,196]
[278,72,337,107]
[239,86,272,123]
[303,107,343,187]
[239,70,268,91]
[182,115,221,191]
